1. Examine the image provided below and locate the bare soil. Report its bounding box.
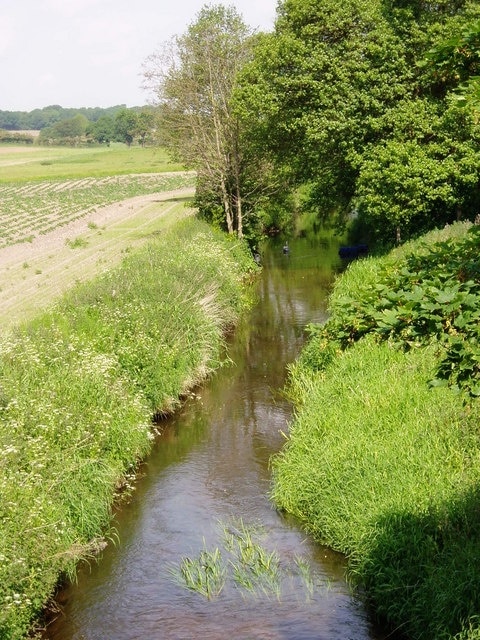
[0,186,195,330]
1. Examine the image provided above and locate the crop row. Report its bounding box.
[0,173,195,248]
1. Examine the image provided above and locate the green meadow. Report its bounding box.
[0,143,184,183]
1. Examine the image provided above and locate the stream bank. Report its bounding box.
[43,232,389,640]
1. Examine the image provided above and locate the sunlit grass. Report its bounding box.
[0,144,184,182]
[272,222,480,640]
[0,217,257,640]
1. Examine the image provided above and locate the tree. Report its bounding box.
[135,110,156,147]
[143,4,254,237]
[88,115,115,144]
[242,0,480,245]
[38,114,89,145]
[114,108,138,146]
[424,17,480,115]
[242,0,413,226]
[356,98,480,244]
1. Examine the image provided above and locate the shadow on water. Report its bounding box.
[44,232,390,640]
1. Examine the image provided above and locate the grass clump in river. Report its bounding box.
[0,217,257,640]
[177,544,227,599]
[170,518,322,601]
[272,222,480,640]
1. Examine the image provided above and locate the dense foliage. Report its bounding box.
[303,223,480,396]
[239,0,480,245]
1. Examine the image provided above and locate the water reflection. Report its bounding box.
[44,234,386,640]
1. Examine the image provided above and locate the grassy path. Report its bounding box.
[0,186,195,329]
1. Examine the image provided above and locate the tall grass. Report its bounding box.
[272,222,480,639]
[0,216,257,640]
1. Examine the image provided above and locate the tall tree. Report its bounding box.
[242,0,411,225]
[143,4,254,237]
[88,115,115,144]
[135,110,156,147]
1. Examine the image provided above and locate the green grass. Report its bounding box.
[0,217,257,640]
[0,144,184,183]
[272,222,480,640]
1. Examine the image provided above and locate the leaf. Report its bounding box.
[374,308,401,329]
[434,289,459,305]
[428,377,449,388]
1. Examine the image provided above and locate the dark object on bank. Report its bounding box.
[283,243,290,255]
[338,244,369,259]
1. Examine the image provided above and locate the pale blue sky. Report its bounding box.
[1,0,276,112]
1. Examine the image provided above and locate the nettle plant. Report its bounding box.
[310,226,480,397]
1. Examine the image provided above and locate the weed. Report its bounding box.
[66,237,88,249]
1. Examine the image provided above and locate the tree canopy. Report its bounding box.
[238,0,480,245]
[4,2,479,245]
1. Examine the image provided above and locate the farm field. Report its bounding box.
[0,143,183,182]
[0,144,195,328]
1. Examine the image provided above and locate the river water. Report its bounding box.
[44,234,386,640]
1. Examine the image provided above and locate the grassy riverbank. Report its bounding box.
[272,222,480,640]
[0,216,257,640]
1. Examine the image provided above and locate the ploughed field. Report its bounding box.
[0,145,195,328]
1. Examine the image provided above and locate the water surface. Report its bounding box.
[45,235,386,640]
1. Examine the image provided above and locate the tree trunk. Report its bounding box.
[235,181,243,238]
[220,176,234,234]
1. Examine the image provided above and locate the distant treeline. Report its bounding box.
[0,105,157,147]
[0,104,144,131]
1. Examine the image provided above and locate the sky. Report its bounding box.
[0,0,277,112]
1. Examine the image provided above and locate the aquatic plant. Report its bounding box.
[170,518,320,602]
[176,545,227,599]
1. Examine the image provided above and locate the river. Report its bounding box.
[43,233,387,640]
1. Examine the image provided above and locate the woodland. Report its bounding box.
[143,0,480,247]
